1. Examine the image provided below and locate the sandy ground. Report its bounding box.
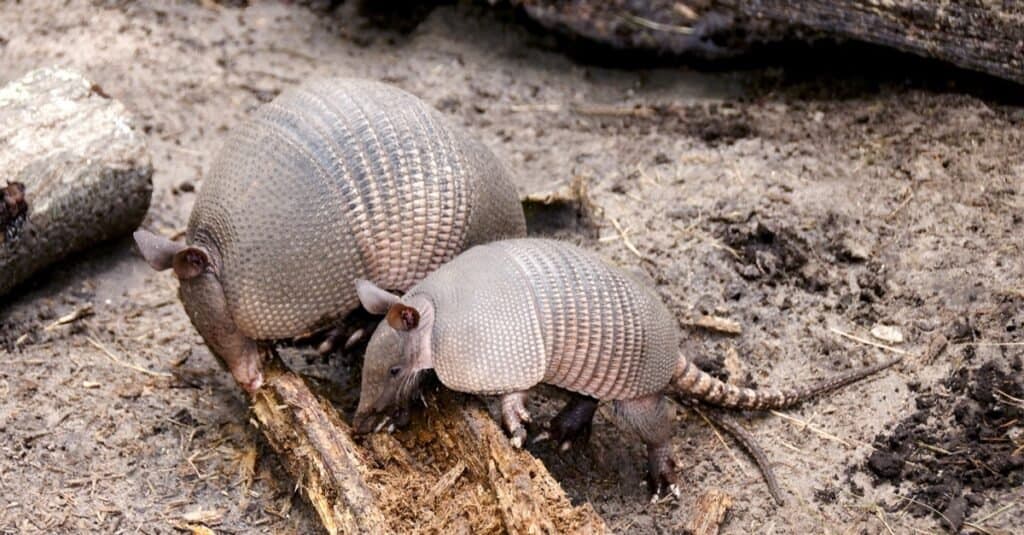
[1,1,1022,533]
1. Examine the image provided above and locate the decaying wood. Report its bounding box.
[248,352,606,533]
[685,489,733,535]
[249,352,388,534]
[0,67,152,295]
[510,1,1024,85]
[365,390,608,534]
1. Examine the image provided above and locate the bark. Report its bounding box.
[719,0,1024,85]
[0,67,153,295]
[511,1,1024,85]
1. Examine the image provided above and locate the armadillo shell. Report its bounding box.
[409,239,678,400]
[188,78,525,340]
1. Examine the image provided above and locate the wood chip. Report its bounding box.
[182,509,223,525]
[43,304,94,331]
[694,315,743,335]
[426,460,466,503]
[685,488,733,535]
[870,325,904,344]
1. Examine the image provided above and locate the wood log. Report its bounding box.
[249,351,606,533]
[718,0,1024,85]
[510,1,1024,85]
[0,67,153,295]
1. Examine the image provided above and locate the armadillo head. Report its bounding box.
[352,280,435,434]
[133,229,265,392]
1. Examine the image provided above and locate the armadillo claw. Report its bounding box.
[531,431,551,444]
[510,427,527,448]
[648,484,681,505]
[501,392,533,443]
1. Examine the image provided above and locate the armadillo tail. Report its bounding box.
[671,353,902,410]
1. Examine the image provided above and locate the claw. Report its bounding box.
[343,328,365,350]
[510,427,527,448]
[558,440,572,453]
[531,431,550,444]
[373,416,391,433]
[386,423,395,434]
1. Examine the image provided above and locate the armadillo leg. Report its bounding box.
[500,391,532,448]
[613,395,679,500]
[179,275,265,392]
[536,392,599,452]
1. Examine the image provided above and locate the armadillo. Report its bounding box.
[352,238,901,497]
[133,78,526,392]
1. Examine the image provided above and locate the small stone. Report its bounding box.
[839,237,871,261]
[870,324,904,344]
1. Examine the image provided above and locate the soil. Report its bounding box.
[1,1,1022,533]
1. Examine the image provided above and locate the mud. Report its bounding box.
[1,1,1022,533]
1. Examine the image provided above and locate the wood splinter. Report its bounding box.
[685,489,734,535]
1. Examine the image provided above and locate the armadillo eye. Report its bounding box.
[388,366,401,376]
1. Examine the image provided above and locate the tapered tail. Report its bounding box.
[671,353,902,410]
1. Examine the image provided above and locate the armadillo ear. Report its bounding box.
[355,279,400,315]
[386,303,420,331]
[171,247,210,280]
[133,230,184,271]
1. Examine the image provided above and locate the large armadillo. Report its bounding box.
[133,78,526,391]
[353,238,901,497]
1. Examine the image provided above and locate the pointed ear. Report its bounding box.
[386,303,420,331]
[171,247,210,280]
[355,279,400,315]
[134,229,184,271]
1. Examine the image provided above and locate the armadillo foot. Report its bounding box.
[316,326,366,355]
[501,391,532,447]
[542,393,598,452]
[646,445,679,501]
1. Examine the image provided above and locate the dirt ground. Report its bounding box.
[1,1,1022,533]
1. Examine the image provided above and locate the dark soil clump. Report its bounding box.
[862,361,1024,531]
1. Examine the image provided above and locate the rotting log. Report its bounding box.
[0,67,153,295]
[249,352,388,534]
[249,352,606,533]
[510,1,1024,85]
[365,390,608,533]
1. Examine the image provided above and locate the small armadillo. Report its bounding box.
[134,78,526,391]
[352,238,900,497]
